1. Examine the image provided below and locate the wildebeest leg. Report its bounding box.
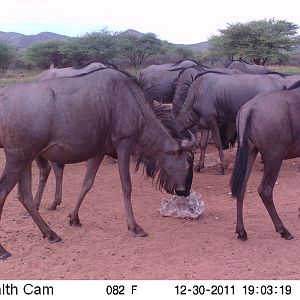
[68,154,104,226]
[208,119,226,175]
[18,163,62,243]
[194,127,209,172]
[33,156,52,210]
[258,159,293,240]
[117,139,148,237]
[47,162,65,210]
[0,158,41,259]
[0,159,28,223]
[235,147,258,241]
[0,157,55,260]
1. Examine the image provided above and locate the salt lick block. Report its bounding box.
[160,191,204,219]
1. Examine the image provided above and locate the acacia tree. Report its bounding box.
[118,33,163,69]
[0,40,16,70]
[76,30,117,63]
[25,40,65,68]
[209,19,299,65]
[25,29,118,68]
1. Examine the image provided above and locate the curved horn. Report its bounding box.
[180,129,196,150]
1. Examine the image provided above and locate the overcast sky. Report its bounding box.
[0,0,299,44]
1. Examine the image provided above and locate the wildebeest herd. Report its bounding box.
[0,58,299,260]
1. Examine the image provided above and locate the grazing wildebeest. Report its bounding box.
[172,68,241,154]
[227,59,273,74]
[139,59,198,105]
[230,82,300,240]
[0,67,195,259]
[173,67,243,116]
[173,65,242,116]
[34,62,113,211]
[173,72,285,174]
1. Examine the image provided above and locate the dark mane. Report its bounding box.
[177,65,207,76]
[173,80,194,116]
[72,67,109,78]
[71,64,140,85]
[134,102,191,192]
[238,58,253,65]
[266,71,287,77]
[72,60,113,69]
[151,102,177,136]
[173,66,208,108]
[193,70,229,82]
[173,69,228,116]
[287,80,300,90]
[171,59,199,68]
[110,66,140,85]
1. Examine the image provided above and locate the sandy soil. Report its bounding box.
[0,146,299,280]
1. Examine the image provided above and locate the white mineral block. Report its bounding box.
[160,191,204,219]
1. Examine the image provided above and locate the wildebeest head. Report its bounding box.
[159,131,195,196]
[136,105,196,196]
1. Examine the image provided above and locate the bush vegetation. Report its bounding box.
[0,19,299,83]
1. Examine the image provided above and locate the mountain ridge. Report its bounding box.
[0,31,70,49]
[0,29,210,51]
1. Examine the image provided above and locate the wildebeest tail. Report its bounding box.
[230,110,252,199]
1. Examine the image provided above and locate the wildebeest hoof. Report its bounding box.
[69,218,82,227]
[47,232,62,243]
[214,169,225,176]
[237,232,248,241]
[68,215,82,227]
[22,211,31,219]
[46,205,58,211]
[280,229,294,240]
[194,165,202,173]
[130,225,148,237]
[0,251,11,260]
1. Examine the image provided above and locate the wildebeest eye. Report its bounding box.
[172,150,180,156]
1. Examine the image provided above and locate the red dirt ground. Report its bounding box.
[0,146,299,280]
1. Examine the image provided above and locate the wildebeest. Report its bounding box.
[172,68,241,156]
[230,82,300,240]
[173,72,285,174]
[139,59,198,105]
[0,67,195,259]
[173,67,243,116]
[268,73,300,89]
[172,67,243,124]
[227,59,273,74]
[36,61,107,81]
[34,62,113,211]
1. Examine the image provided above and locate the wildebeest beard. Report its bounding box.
[134,151,194,194]
[135,155,173,192]
[134,104,194,194]
[134,102,194,194]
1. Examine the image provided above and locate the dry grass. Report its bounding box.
[268,64,300,75]
[0,69,40,88]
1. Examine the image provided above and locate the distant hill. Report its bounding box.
[120,29,211,50]
[118,29,144,38]
[0,29,210,51]
[0,31,70,49]
[176,41,210,51]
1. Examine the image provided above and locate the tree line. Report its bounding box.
[0,19,299,71]
[0,29,194,71]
